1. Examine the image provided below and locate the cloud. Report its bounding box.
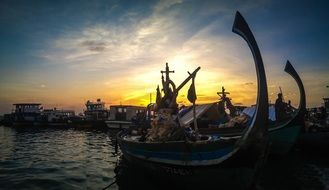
[37,0,290,107]
[42,1,246,70]
[48,2,254,103]
[80,40,107,52]
[2,0,329,114]
[244,82,254,86]
[154,0,183,13]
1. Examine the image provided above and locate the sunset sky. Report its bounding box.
[0,0,328,114]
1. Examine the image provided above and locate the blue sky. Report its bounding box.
[0,0,328,114]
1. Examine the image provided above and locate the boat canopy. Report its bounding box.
[178,103,217,126]
[178,103,278,127]
[243,105,276,122]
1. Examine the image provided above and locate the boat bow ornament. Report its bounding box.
[232,11,269,145]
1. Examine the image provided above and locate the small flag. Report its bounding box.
[187,79,197,103]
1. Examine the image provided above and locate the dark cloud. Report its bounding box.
[244,82,253,86]
[81,40,106,47]
[89,46,106,52]
[80,40,107,52]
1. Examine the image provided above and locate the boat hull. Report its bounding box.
[12,121,35,127]
[119,134,237,166]
[118,129,267,189]
[119,138,266,189]
[269,124,301,155]
[119,153,257,189]
[199,120,302,156]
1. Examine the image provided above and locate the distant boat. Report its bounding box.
[34,108,76,127]
[117,11,269,188]
[106,105,146,129]
[84,99,109,121]
[3,103,79,127]
[11,103,42,126]
[69,99,108,128]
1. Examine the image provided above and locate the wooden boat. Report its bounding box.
[268,60,306,154]
[198,61,306,155]
[117,11,269,188]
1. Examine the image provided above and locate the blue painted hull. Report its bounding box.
[117,129,268,189]
[118,135,238,166]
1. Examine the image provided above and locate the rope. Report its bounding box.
[102,178,117,190]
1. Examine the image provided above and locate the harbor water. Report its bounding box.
[0,125,328,190]
[0,126,118,190]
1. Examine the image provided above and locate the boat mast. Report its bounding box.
[160,62,175,95]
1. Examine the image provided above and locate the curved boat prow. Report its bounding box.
[232,11,269,145]
[264,61,306,155]
[284,60,306,123]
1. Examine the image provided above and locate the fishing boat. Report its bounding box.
[117,11,269,188]
[268,61,306,154]
[197,61,306,155]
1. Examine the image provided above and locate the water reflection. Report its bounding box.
[0,126,118,190]
[1,126,328,190]
[115,157,184,190]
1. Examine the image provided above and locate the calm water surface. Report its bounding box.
[0,125,328,190]
[0,126,119,190]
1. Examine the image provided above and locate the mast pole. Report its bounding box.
[193,84,198,134]
[150,93,152,104]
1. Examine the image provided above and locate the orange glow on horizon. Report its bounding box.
[0,58,308,114]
